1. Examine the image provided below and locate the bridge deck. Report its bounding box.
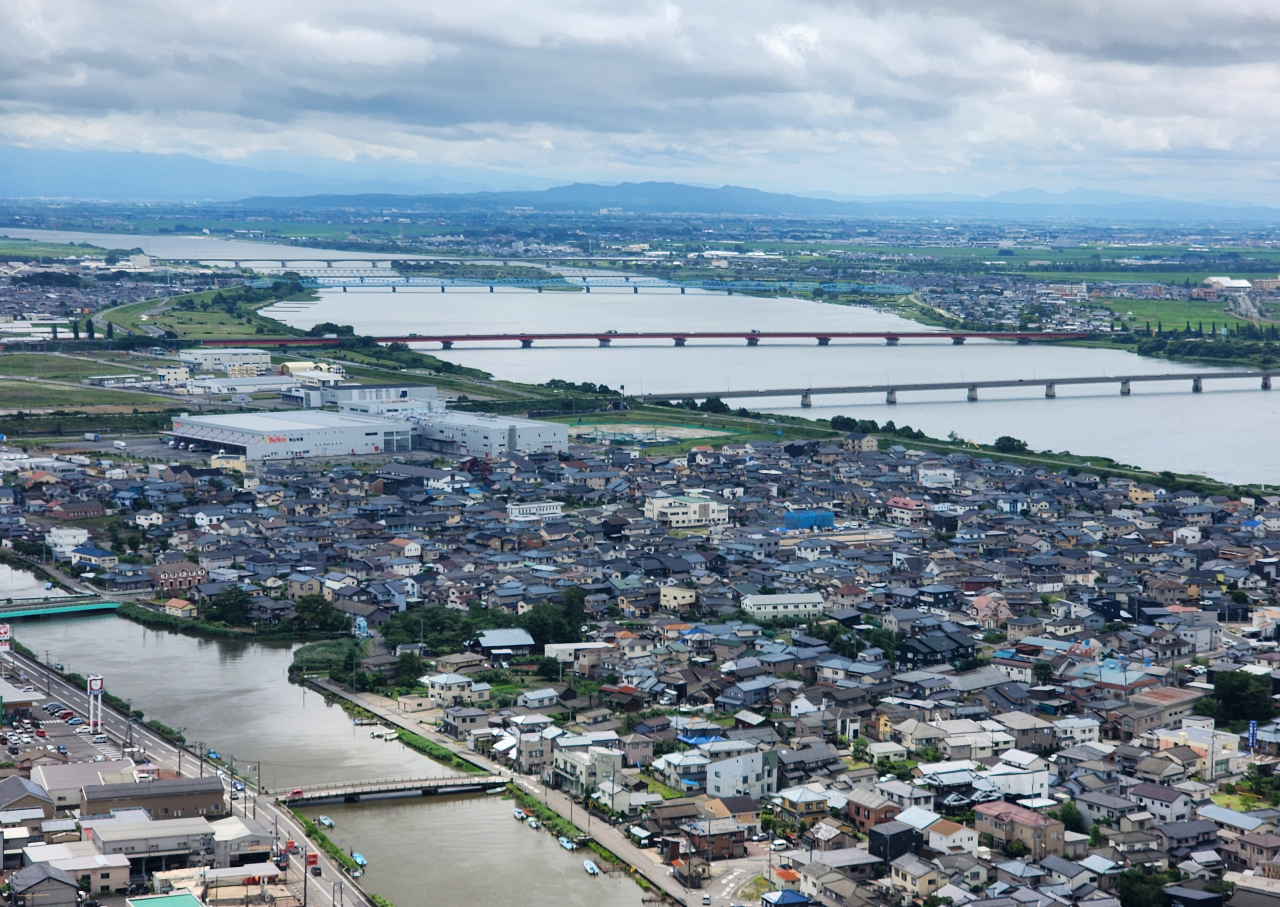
[273,775,504,803]
[0,600,120,619]
[200,331,1085,348]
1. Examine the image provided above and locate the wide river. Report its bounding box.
[267,286,1276,484]
[7,613,643,907]
[5,227,1270,482]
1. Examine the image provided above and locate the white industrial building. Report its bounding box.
[332,384,442,415]
[169,411,413,460]
[412,410,567,457]
[179,348,272,373]
[186,376,301,395]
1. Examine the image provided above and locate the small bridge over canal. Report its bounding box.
[272,775,505,805]
[0,597,119,619]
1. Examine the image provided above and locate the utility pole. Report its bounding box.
[301,845,309,907]
[175,728,187,773]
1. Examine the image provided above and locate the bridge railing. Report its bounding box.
[268,774,501,796]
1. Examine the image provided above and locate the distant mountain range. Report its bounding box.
[237,182,1280,221]
[4,145,1280,221]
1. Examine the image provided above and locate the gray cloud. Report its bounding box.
[3,0,1280,198]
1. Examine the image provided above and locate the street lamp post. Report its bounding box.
[175,728,187,773]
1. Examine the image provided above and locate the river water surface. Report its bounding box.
[265,286,1278,483]
[8,615,642,907]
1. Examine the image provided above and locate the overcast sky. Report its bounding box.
[5,0,1280,199]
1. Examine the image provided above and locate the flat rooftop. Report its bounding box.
[174,410,405,433]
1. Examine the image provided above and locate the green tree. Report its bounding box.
[1032,662,1055,684]
[206,587,252,625]
[1197,670,1274,724]
[1056,801,1086,834]
[106,321,114,339]
[1116,868,1182,907]
[85,319,95,339]
[993,436,1029,454]
[393,652,425,686]
[1006,839,1026,857]
[293,594,346,631]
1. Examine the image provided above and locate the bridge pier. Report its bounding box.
[633,285,638,294]
[952,337,966,345]
[1044,383,1056,398]
[886,389,897,404]
[441,285,446,292]
[1120,380,1131,395]
[673,338,686,347]
[342,286,347,292]
[392,285,396,292]
[1265,375,1273,390]
[441,341,453,350]
[1192,377,1203,393]
[747,337,759,346]
[584,285,590,293]
[1017,337,1031,345]
[537,287,543,293]
[598,338,611,346]
[680,287,685,294]
[801,392,812,407]
[885,336,899,345]
[816,337,830,346]
[521,339,533,348]
[490,286,494,292]
[967,386,979,402]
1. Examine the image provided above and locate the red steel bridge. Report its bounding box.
[199,331,1089,349]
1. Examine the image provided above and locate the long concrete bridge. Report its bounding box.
[199,330,1086,350]
[640,369,1279,407]
[272,775,504,805]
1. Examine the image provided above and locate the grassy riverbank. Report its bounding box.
[118,602,345,643]
[291,809,359,871]
[395,730,486,774]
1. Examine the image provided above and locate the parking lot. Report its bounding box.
[9,697,135,766]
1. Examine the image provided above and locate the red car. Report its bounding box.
[35,729,45,738]
[58,711,73,720]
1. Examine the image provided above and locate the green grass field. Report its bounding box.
[0,239,107,259]
[0,380,158,409]
[1097,298,1254,330]
[0,354,139,382]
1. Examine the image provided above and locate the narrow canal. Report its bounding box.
[7,612,645,907]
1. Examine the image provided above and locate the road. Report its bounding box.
[313,679,778,907]
[5,649,370,907]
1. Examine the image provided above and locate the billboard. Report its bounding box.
[87,675,104,694]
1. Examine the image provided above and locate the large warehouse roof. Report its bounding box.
[174,411,398,433]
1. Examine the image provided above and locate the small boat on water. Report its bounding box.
[486,787,505,795]
[317,816,334,829]
[350,870,363,879]
[559,836,577,851]
[513,809,528,821]
[351,853,367,867]
[527,818,540,830]
[583,860,600,876]
[43,582,53,590]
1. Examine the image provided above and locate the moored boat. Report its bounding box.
[513,808,528,821]
[583,860,600,876]
[559,836,577,850]
[528,818,540,829]
[351,852,367,867]
[317,816,334,828]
